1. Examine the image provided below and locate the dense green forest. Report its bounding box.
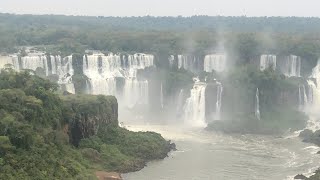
[0,68,174,179]
[1,13,320,72]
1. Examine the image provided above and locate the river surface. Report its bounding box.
[122,125,320,180]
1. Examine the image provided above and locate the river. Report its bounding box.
[122,125,320,180]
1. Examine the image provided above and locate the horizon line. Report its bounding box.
[1,11,320,19]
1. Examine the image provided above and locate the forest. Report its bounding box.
[0,69,174,179]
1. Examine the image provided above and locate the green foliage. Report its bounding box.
[0,72,172,178]
[78,125,172,172]
[206,65,308,134]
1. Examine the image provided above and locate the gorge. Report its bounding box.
[2,14,320,180]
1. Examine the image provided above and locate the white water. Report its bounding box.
[280,55,301,77]
[177,55,198,72]
[123,79,149,108]
[21,53,49,75]
[255,88,261,120]
[299,85,310,111]
[260,54,277,71]
[214,82,223,120]
[0,53,75,93]
[204,54,226,73]
[183,78,207,128]
[83,53,154,108]
[0,55,19,71]
[303,60,320,131]
[54,55,75,94]
[160,82,164,109]
[168,55,175,67]
[123,125,320,180]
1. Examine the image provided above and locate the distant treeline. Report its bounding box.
[1,13,320,70]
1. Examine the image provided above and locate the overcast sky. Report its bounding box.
[1,0,319,17]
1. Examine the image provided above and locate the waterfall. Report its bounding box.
[168,55,175,67]
[160,82,164,109]
[123,79,149,108]
[83,52,154,108]
[204,54,226,73]
[176,89,185,117]
[21,54,49,75]
[214,82,223,120]
[83,53,122,95]
[299,85,311,110]
[183,78,207,128]
[0,53,75,93]
[255,88,261,120]
[0,55,19,70]
[54,55,75,94]
[280,55,301,77]
[260,55,276,71]
[175,55,199,72]
[307,60,320,109]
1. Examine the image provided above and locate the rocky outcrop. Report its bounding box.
[294,174,307,179]
[299,129,320,146]
[62,94,118,146]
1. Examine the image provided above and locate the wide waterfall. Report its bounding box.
[0,55,19,70]
[168,55,199,72]
[214,82,223,120]
[255,88,261,120]
[21,53,49,75]
[260,54,276,71]
[83,52,154,108]
[204,54,226,73]
[0,53,75,93]
[83,53,119,95]
[280,55,301,77]
[183,78,207,128]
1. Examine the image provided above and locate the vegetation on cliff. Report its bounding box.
[0,70,174,179]
[206,67,308,134]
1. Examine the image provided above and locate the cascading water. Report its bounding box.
[83,52,154,108]
[280,55,301,77]
[204,54,226,73]
[183,78,207,128]
[260,54,277,71]
[214,82,223,120]
[168,55,175,67]
[21,53,49,75]
[304,60,320,130]
[83,53,120,95]
[0,55,19,70]
[255,88,261,120]
[160,82,164,109]
[0,53,75,93]
[176,89,185,117]
[53,55,75,94]
[123,79,149,108]
[298,85,309,110]
[168,55,199,72]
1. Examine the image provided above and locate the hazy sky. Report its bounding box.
[1,0,319,17]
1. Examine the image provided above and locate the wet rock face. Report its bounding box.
[62,95,118,146]
[299,129,320,146]
[294,174,307,179]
